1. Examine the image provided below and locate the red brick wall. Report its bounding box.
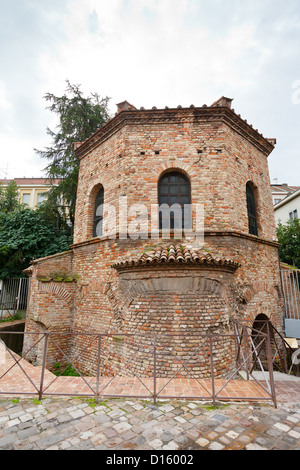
[74,109,276,244]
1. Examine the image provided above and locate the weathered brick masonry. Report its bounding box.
[23,97,284,378]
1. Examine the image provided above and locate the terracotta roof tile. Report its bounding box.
[0,178,62,185]
[113,244,240,270]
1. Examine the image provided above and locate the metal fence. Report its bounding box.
[280,268,300,320]
[0,322,278,407]
[0,278,29,320]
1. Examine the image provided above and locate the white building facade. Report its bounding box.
[274,188,300,225]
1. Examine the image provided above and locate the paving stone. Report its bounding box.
[209,442,225,450]
[0,397,300,450]
[159,404,175,413]
[69,409,85,419]
[163,441,179,450]
[148,438,163,449]
[80,430,94,440]
[274,422,291,433]
[17,426,39,440]
[288,429,300,439]
[212,413,228,423]
[246,443,268,450]
[0,433,17,447]
[19,413,33,423]
[113,421,132,433]
[196,437,210,447]
[36,433,64,449]
[0,416,9,424]
[226,430,240,439]
[6,418,20,428]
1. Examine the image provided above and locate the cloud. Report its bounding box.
[0,0,299,182]
[37,0,273,108]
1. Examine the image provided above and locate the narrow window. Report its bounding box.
[93,188,104,237]
[158,171,191,230]
[289,209,298,220]
[22,193,31,206]
[246,183,258,236]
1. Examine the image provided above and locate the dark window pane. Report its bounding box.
[158,172,191,230]
[159,185,168,195]
[170,185,179,195]
[178,175,187,183]
[160,175,169,184]
[159,196,169,205]
[93,188,104,237]
[170,195,179,205]
[246,184,258,236]
[180,184,188,194]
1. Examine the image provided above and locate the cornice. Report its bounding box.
[74,105,275,160]
[70,230,279,250]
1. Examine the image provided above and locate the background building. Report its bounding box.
[0,178,62,209]
[271,182,300,206]
[274,188,300,225]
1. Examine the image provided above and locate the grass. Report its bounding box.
[51,363,80,377]
[200,403,230,411]
[0,312,24,323]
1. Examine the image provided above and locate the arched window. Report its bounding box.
[93,187,104,237]
[158,171,191,230]
[246,183,258,236]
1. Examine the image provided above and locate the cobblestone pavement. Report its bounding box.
[0,396,300,451]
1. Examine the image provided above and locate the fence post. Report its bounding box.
[153,336,157,405]
[266,323,277,409]
[209,337,216,405]
[96,335,101,404]
[243,326,250,380]
[39,333,49,401]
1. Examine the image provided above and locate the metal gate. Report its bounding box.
[0,278,29,320]
[280,268,300,338]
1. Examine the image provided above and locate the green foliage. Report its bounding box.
[0,180,21,213]
[0,208,71,278]
[0,312,22,323]
[277,218,300,268]
[34,80,110,233]
[51,362,80,377]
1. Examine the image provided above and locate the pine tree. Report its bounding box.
[35,80,110,234]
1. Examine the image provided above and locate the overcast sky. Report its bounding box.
[0,0,300,185]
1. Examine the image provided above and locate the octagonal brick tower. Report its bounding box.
[23,97,284,378]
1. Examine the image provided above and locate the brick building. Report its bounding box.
[23,97,285,378]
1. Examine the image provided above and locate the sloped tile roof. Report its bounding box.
[113,244,240,270]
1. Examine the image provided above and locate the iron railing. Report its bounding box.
[0,278,29,320]
[248,319,300,377]
[280,268,300,320]
[0,323,278,407]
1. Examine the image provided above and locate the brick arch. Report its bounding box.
[38,281,74,309]
[77,279,107,304]
[154,162,197,180]
[87,182,105,239]
[241,281,279,304]
[120,275,226,299]
[77,279,125,328]
[241,286,283,331]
